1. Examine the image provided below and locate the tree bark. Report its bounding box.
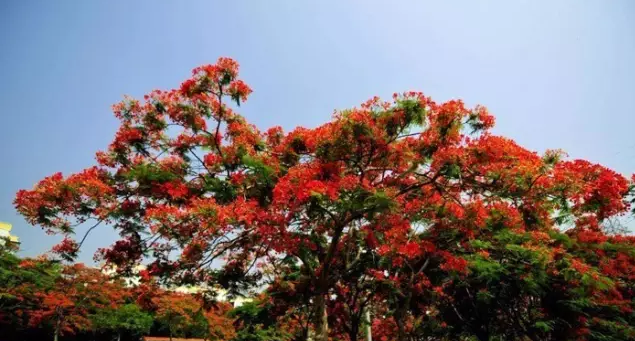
[394,296,410,341]
[395,309,406,341]
[53,314,61,341]
[313,294,329,341]
[475,329,489,341]
[365,308,372,341]
[348,318,359,341]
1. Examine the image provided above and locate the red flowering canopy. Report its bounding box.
[15,58,635,341]
[27,263,125,339]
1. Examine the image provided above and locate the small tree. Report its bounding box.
[27,264,124,341]
[0,251,60,338]
[91,304,153,341]
[229,300,289,341]
[153,292,200,341]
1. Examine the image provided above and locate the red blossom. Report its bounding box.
[438,252,468,274]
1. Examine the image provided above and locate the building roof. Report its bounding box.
[0,222,19,243]
[0,222,12,231]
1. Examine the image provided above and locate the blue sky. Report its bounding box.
[1,1,634,263]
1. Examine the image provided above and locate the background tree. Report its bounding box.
[0,251,239,341]
[0,250,60,339]
[182,310,210,340]
[152,292,200,341]
[203,302,236,341]
[27,264,125,341]
[91,303,153,341]
[228,299,290,341]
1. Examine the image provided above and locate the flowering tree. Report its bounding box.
[0,250,60,338]
[15,57,635,341]
[152,292,201,341]
[203,302,236,341]
[27,264,125,341]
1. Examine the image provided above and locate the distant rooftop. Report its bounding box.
[0,222,19,244]
[101,264,252,307]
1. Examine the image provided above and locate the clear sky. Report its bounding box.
[1,1,634,263]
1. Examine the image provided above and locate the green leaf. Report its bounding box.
[534,321,553,332]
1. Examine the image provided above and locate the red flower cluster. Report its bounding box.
[438,252,468,274]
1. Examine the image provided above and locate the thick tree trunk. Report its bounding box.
[313,294,329,341]
[349,328,358,341]
[349,319,359,341]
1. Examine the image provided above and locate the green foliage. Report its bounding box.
[533,321,553,332]
[204,177,238,204]
[364,190,396,215]
[183,310,211,339]
[469,257,505,284]
[0,250,60,293]
[229,301,289,341]
[469,239,493,250]
[91,304,153,337]
[125,162,178,184]
[0,249,60,327]
[232,327,288,341]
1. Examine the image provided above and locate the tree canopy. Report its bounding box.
[0,248,237,341]
[15,57,635,341]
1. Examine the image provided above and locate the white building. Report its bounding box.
[102,264,252,307]
[0,222,19,248]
